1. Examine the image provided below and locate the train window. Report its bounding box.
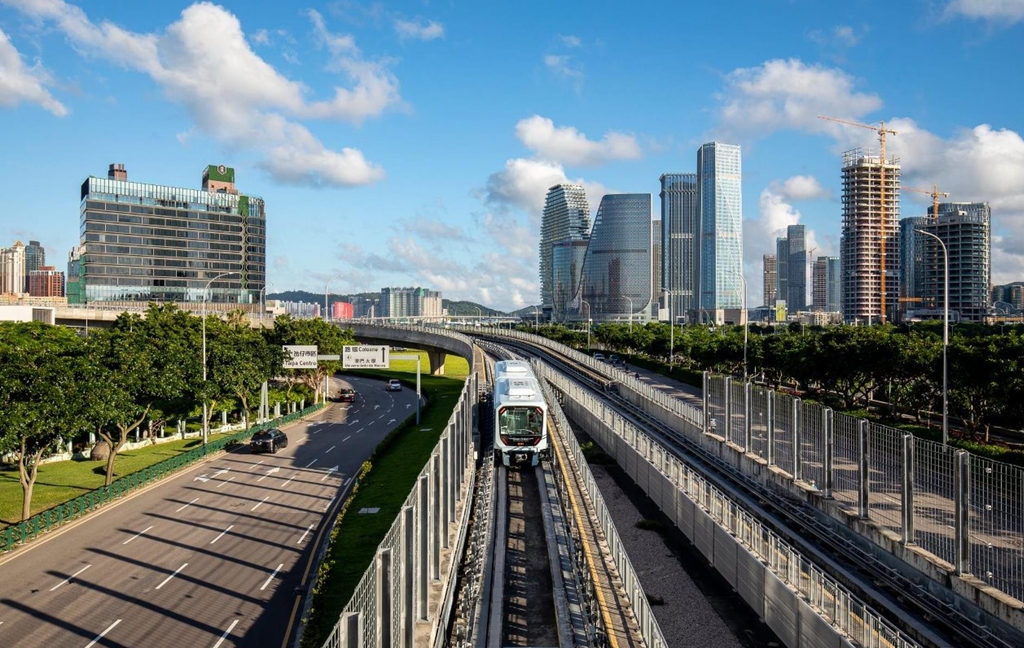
[498,406,543,436]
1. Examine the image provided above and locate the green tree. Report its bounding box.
[207,317,282,429]
[269,315,355,402]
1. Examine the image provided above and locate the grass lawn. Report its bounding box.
[302,352,470,647]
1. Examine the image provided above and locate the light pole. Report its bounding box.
[202,270,239,447]
[624,295,634,333]
[324,279,333,322]
[729,271,748,383]
[580,299,591,350]
[533,306,539,328]
[917,229,949,446]
[661,289,675,367]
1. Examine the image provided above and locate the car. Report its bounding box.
[336,387,356,403]
[609,354,621,366]
[593,353,605,362]
[387,379,403,392]
[250,428,288,454]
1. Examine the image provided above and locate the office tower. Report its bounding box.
[652,218,662,306]
[553,240,589,321]
[539,184,590,318]
[812,256,841,312]
[660,173,698,318]
[352,295,378,318]
[899,216,929,318]
[380,287,443,318]
[919,203,991,323]
[66,247,84,304]
[697,142,743,316]
[763,254,777,306]
[992,283,1024,312]
[840,148,901,323]
[23,240,44,292]
[776,237,789,306]
[0,241,26,295]
[78,164,265,304]
[786,224,807,310]
[28,266,65,297]
[331,301,354,319]
[577,194,653,323]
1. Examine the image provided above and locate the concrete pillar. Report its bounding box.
[401,505,414,648]
[375,548,392,647]
[221,410,227,426]
[340,612,360,648]
[823,408,833,498]
[417,474,429,621]
[858,420,870,519]
[427,349,446,375]
[766,391,775,466]
[954,450,971,575]
[442,435,451,549]
[274,402,281,418]
[902,434,915,545]
[300,398,305,410]
[743,382,752,452]
[431,453,441,580]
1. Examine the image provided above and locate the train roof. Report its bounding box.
[494,375,545,406]
[494,359,533,379]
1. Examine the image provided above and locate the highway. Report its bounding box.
[0,375,418,648]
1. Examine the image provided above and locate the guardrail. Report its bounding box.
[0,404,324,553]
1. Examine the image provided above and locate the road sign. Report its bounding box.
[283,345,318,369]
[343,345,389,369]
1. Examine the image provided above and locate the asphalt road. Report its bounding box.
[0,375,419,648]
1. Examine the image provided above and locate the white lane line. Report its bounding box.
[312,428,322,435]
[50,564,90,591]
[248,460,264,471]
[155,563,188,590]
[122,525,154,545]
[320,470,337,483]
[210,525,234,544]
[260,563,284,591]
[324,445,336,454]
[251,496,270,512]
[344,477,352,487]
[296,522,315,545]
[84,619,121,648]
[216,476,236,489]
[305,459,317,468]
[176,497,199,513]
[281,475,295,489]
[212,619,239,648]
[342,435,351,442]
[356,427,364,433]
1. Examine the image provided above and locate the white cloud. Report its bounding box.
[251,28,270,45]
[484,157,608,227]
[559,34,581,48]
[716,58,882,139]
[4,0,397,187]
[944,0,1024,22]
[544,54,583,88]
[774,175,831,201]
[0,27,67,116]
[393,18,444,41]
[515,115,641,167]
[809,25,864,48]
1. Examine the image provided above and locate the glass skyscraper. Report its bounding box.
[659,173,698,320]
[539,184,590,318]
[697,142,743,314]
[78,164,265,305]
[577,194,653,323]
[552,239,589,322]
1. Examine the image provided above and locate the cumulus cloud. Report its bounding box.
[773,175,831,201]
[484,157,609,227]
[515,115,641,167]
[0,27,67,116]
[544,54,583,89]
[4,0,398,187]
[809,25,864,48]
[944,0,1024,22]
[393,18,444,41]
[559,34,581,47]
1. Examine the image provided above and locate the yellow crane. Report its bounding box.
[903,185,950,222]
[818,115,898,322]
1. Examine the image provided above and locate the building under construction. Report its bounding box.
[840,148,901,323]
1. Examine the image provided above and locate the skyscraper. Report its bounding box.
[840,148,901,323]
[652,218,662,306]
[786,224,807,311]
[776,237,789,306]
[0,241,25,295]
[380,287,443,319]
[539,184,590,318]
[28,266,64,297]
[696,142,743,316]
[920,203,991,323]
[552,240,589,321]
[763,254,777,306]
[812,256,841,312]
[577,193,653,323]
[660,173,698,318]
[23,240,44,292]
[78,164,265,304]
[899,216,929,318]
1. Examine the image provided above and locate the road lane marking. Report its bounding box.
[296,523,315,545]
[85,619,121,648]
[356,427,364,433]
[122,526,154,545]
[260,563,284,591]
[212,619,239,648]
[176,497,199,513]
[252,496,270,512]
[155,563,188,590]
[344,477,352,487]
[312,428,322,435]
[50,564,90,591]
[248,460,264,471]
[342,435,351,443]
[216,476,236,489]
[210,525,234,544]
[321,466,338,482]
[257,467,280,482]
[281,475,295,489]
[324,445,335,454]
[305,459,317,468]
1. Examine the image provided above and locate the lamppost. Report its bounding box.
[917,229,949,446]
[474,305,481,326]
[661,288,675,367]
[624,295,634,334]
[728,271,748,383]
[580,299,591,350]
[324,279,333,322]
[202,270,239,447]
[533,305,539,328]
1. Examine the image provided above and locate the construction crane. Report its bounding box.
[903,185,950,222]
[819,115,898,322]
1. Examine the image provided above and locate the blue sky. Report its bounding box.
[2,0,1023,310]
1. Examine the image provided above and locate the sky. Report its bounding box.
[1,0,1024,311]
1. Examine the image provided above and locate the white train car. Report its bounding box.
[493,360,549,466]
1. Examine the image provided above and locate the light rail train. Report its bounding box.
[492,360,549,466]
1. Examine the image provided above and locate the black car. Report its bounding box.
[250,428,288,454]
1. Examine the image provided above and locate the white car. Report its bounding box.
[386,379,403,392]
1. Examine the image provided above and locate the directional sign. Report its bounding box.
[283,345,318,369]
[343,345,389,369]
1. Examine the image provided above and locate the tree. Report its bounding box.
[207,317,281,430]
[269,316,355,402]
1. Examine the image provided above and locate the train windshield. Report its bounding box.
[498,406,543,437]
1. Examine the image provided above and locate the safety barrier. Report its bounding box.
[0,404,325,553]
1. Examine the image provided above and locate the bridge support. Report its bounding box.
[375,548,392,647]
[427,350,446,375]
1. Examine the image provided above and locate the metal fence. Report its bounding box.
[0,404,325,552]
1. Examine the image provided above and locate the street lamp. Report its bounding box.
[202,270,239,446]
[661,288,675,367]
[580,299,591,350]
[324,279,334,322]
[728,271,749,383]
[917,229,949,446]
[624,295,634,334]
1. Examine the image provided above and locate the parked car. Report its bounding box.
[593,353,606,362]
[609,354,621,366]
[336,387,356,403]
[250,428,288,454]
[387,379,403,392]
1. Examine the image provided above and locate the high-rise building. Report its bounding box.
[992,283,1024,312]
[331,301,354,320]
[380,287,443,319]
[786,224,807,311]
[919,203,991,323]
[812,256,841,313]
[28,266,64,297]
[78,163,265,305]
[552,240,589,322]
[899,216,929,319]
[776,237,789,307]
[763,254,777,306]
[840,148,901,323]
[652,218,662,306]
[577,193,653,323]
[539,184,590,319]
[697,142,743,316]
[66,246,84,305]
[0,241,26,295]
[24,240,44,292]
[660,173,698,318]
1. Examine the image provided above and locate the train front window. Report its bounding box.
[498,406,543,437]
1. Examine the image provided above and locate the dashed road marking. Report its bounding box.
[252,496,270,512]
[210,525,234,545]
[122,526,154,545]
[50,564,90,591]
[216,476,235,489]
[260,563,284,591]
[176,497,199,513]
[212,619,239,648]
[85,619,121,648]
[296,522,315,545]
[305,459,317,468]
[324,445,335,454]
[155,563,188,590]
[248,460,264,471]
[342,436,351,443]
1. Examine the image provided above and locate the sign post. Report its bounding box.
[343,345,390,369]
[283,345,318,369]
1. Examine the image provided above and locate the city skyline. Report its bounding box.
[1,1,1023,310]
